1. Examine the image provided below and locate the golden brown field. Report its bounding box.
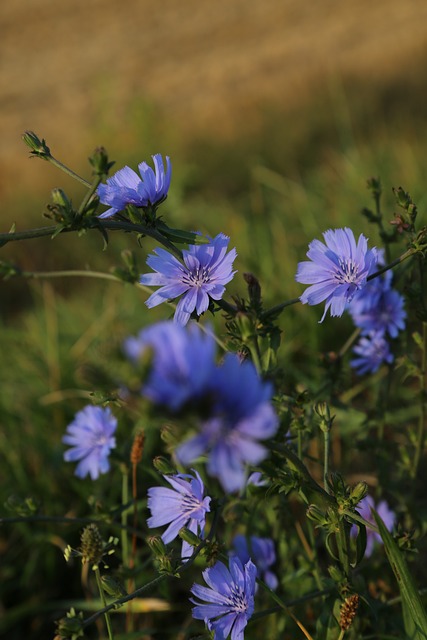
[1,0,427,200]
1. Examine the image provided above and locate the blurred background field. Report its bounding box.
[2,0,427,638]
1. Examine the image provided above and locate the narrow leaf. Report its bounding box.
[373,509,427,639]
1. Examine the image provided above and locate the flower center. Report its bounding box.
[228,585,248,613]
[334,257,359,285]
[181,494,204,516]
[182,265,211,288]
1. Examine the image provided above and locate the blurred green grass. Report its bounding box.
[2,73,427,638]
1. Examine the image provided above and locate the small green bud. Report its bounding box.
[306,504,329,527]
[243,272,262,308]
[234,312,255,343]
[51,188,72,210]
[88,146,115,177]
[101,574,127,598]
[55,608,85,640]
[147,535,168,558]
[328,564,346,583]
[153,456,177,475]
[22,130,51,157]
[178,527,201,548]
[349,482,368,507]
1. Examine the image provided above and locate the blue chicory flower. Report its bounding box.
[147,470,211,559]
[191,555,256,640]
[351,494,395,557]
[349,274,406,338]
[295,227,378,322]
[62,405,117,480]
[176,353,279,493]
[232,535,278,590]
[140,233,237,325]
[350,331,394,375]
[97,154,171,218]
[123,321,217,412]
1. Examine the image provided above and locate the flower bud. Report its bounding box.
[147,535,168,558]
[22,130,51,157]
[101,574,127,598]
[350,482,369,507]
[152,456,177,475]
[178,527,201,548]
[88,146,115,177]
[55,608,84,640]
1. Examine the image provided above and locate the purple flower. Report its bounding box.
[147,470,211,559]
[232,535,278,590]
[123,321,216,412]
[97,154,171,218]
[176,354,279,493]
[191,556,256,640]
[349,275,406,338]
[350,331,394,375]
[351,494,395,557]
[296,228,378,322]
[62,405,117,480]
[140,233,237,325]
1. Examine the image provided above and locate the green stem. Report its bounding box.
[94,566,114,640]
[336,518,351,579]
[47,155,91,188]
[367,247,417,281]
[260,296,301,321]
[121,469,130,570]
[412,321,427,479]
[77,175,103,215]
[323,428,330,493]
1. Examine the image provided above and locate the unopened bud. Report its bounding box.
[22,130,51,157]
[101,574,127,598]
[89,146,115,177]
[152,456,177,475]
[179,527,201,548]
[55,608,85,640]
[350,482,369,507]
[147,535,168,558]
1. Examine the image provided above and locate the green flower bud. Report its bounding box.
[22,130,51,157]
[349,482,368,507]
[178,527,201,548]
[147,535,168,558]
[88,146,115,177]
[152,456,177,475]
[55,608,85,640]
[100,574,127,598]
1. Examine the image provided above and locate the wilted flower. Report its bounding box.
[147,470,211,560]
[123,321,217,412]
[296,227,377,322]
[62,405,117,479]
[191,556,256,640]
[176,353,279,493]
[232,535,278,590]
[350,332,394,375]
[97,154,171,218]
[351,494,395,557]
[140,233,237,325]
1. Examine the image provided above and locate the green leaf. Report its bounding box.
[373,509,427,639]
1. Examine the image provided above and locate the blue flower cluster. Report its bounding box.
[124,321,279,493]
[348,252,406,375]
[296,228,406,375]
